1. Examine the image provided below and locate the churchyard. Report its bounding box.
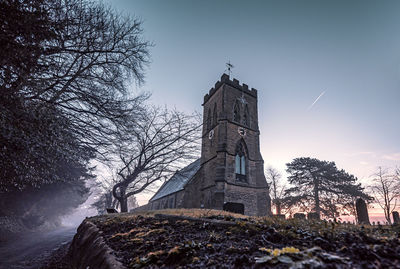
[46,209,400,268]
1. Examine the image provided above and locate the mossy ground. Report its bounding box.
[88,209,400,268]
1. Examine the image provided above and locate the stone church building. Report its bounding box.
[148,74,271,216]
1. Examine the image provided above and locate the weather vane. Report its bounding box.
[225,61,234,76]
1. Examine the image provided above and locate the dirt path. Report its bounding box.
[0,226,76,269]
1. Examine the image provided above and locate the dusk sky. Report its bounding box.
[100,0,400,214]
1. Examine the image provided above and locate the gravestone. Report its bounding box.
[356,198,370,225]
[393,211,399,225]
[223,202,245,214]
[307,212,320,220]
[294,213,306,220]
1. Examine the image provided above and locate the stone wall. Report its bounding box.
[68,220,125,269]
[149,190,187,210]
[224,183,269,216]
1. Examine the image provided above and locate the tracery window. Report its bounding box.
[235,141,247,182]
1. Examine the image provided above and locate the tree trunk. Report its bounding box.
[119,185,128,212]
[276,202,281,215]
[386,208,392,224]
[105,192,113,208]
[120,197,128,212]
[314,177,320,218]
[112,182,128,212]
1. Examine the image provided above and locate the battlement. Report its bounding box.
[203,73,258,105]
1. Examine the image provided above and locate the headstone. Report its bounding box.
[307,212,320,220]
[223,202,245,214]
[273,214,285,219]
[392,211,400,225]
[294,213,306,220]
[356,198,370,225]
[106,208,118,213]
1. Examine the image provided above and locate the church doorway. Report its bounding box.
[223,202,244,215]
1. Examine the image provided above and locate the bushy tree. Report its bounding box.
[0,0,151,232]
[0,102,94,192]
[0,0,56,92]
[284,157,371,219]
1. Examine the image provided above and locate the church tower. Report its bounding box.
[195,74,271,216]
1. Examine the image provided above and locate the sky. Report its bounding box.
[98,0,400,220]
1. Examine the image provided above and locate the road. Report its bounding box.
[0,226,77,269]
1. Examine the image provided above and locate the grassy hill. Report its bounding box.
[84,209,400,268]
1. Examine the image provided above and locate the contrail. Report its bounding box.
[308,91,326,110]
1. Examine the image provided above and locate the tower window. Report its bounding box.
[243,105,249,127]
[213,103,217,127]
[207,108,211,131]
[233,101,240,123]
[235,155,246,175]
[235,141,247,182]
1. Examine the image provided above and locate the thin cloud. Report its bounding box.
[382,153,400,161]
[308,91,326,110]
[345,151,375,157]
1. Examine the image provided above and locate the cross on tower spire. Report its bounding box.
[225,61,234,76]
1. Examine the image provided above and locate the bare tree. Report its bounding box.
[1,0,151,191]
[112,107,201,212]
[265,166,286,215]
[91,170,120,213]
[92,167,140,214]
[11,0,150,159]
[369,167,400,224]
[27,0,151,159]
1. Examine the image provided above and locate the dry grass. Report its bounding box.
[132,208,248,219]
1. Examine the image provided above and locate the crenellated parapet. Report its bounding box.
[203,73,258,105]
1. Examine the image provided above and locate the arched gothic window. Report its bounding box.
[233,101,240,123]
[243,105,249,127]
[235,140,247,182]
[207,108,211,131]
[213,103,217,127]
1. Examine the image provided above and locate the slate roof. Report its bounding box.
[150,159,201,202]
